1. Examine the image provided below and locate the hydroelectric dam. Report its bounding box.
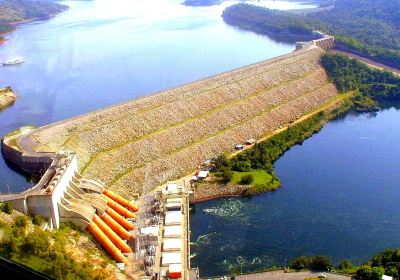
[1,36,337,279]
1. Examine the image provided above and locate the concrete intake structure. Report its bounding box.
[3,41,340,199]
[0,140,139,264]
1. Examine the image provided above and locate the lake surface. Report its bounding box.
[3,1,399,278]
[190,108,400,277]
[0,0,316,192]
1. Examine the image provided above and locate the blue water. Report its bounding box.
[4,1,399,277]
[190,108,400,277]
[0,0,315,192]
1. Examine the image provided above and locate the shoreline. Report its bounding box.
[0,87,17,111]
[222,17,317,44]
[190,93,352,204]
[0,28,16,45]
[0,7,69,46]
[193,185,280,203]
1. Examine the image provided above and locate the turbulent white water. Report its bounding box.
[202,199,245,218]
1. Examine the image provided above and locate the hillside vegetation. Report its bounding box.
[220,52,400,194]
[0,0,67,41]
[355,249,400,280]
[222,4,323,43]
[214,97,351,194]
[289,248,400,279]
[321,53,400,111]
[222,0,400,69]
[0,206,119,280]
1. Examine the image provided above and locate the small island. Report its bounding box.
[0,86,16,110]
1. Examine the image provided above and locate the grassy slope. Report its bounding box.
[226,93,353,195]
[231,170,280,192]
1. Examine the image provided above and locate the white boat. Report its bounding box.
[2,59,24,66]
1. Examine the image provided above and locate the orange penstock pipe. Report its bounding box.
[105,197,136,219]
[106,207,135,231]
[100,211,132,240]
[103,189,139,212]
[86,222,128,264]
[93,215,132,253]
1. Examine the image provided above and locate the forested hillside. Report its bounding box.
[321,53,400,111]
[222,4,324,42]
[0,0,67,42]
[222,0,400,69]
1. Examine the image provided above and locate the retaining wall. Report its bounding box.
[1,140,53,174]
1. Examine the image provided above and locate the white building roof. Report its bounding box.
[197,170,209,179]
[140,226,159,235]
[382,276,393,280]
[165,211,182,225]
[164,225,182,237]
[169,263,182,273]
[163,238,182,251]
[161,252,182,266]
[166,198,183,204]
[246,138,255,144]
[163,184,183,196]
[166,184,179,191]
[166,203,182,210]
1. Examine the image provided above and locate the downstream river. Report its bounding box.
[190,108,400,276]
[0,0,315,192]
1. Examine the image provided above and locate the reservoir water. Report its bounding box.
[0,0,315,192]
[190,108,400,277]
[1,0,399,277]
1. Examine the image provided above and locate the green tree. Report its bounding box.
[0,202,13,214]
[386,266,399,278]
[338,259,353,270]
[371,267,384,280]
[310,255,332,270]
[32,215,45,226]
[220,167,233,183]
[232,160,251,172]
[21,229,50,257]
[239,174,254,185]
[14,216,28,228]
[357,265,373,279]
[290,256,311,270]
[215,154,230,170]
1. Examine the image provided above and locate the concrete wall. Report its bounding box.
[50,155,78,228]
[1,140,53,174]
[7,197,28,214]
[1,154,79,229]
[26,195,53,218]
[313,36,335,51]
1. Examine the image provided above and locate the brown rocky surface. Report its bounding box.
[0,86,16,110]
[15,46,339,197]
